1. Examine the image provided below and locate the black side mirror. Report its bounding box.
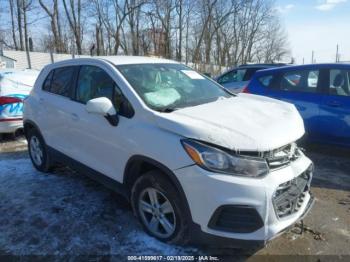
[105,113,119,126]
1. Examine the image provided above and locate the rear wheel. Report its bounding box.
[131,170,190,244]
[27,129,52,172]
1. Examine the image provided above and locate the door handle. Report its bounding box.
[71,113,79,121]
[326,101,341,107]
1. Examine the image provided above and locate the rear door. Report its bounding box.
[38,66,79,154]
[259,68,324,139]
[318,67,350,146]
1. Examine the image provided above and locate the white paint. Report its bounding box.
[24,56,313,243]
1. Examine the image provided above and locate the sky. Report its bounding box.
[276,0,350,64]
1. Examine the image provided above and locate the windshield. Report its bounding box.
[116,63,231,111]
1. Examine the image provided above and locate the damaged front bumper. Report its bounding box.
[174,151,314,246]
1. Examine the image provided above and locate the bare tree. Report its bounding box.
[63,0,83,54]
[22,0,32,68]
[39,0,65,53]
[9,0,18,50]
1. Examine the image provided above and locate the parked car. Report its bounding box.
[245,63,350,147]
[0,69,39,135]
[24,57,314,247]
[215,63,287,93]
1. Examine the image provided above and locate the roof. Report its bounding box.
[41,56,180,70]
[238,63,288,68]
[255,63,350,75]
[97,56,178,65]
[0,54,17,61]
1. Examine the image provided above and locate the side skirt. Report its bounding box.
[47,146,129,200]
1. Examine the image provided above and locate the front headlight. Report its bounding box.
[181,139,269,178]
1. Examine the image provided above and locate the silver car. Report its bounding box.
[215,64,287,93]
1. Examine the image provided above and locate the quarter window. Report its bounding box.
[42,70,54,91]
[280,70,319,93]
[329,69,350,96]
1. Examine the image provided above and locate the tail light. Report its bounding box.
[242,85,250,93]
[0,96,23,105]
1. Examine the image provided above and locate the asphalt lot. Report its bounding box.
[0,135,349,261]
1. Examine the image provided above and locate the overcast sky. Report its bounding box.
[276,0,350,64]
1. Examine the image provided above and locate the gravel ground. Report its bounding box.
[0,135,349,261]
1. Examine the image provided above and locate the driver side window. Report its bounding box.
[76,65,134,117]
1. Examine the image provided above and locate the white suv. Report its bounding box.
[24,56,314,247]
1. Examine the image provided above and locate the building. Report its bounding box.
[0,51,16,69]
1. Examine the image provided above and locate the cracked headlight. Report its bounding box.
[182,139,269,178]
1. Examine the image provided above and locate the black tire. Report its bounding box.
[27,128,52,173]
[131,170,190,245]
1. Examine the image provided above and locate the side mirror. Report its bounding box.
[86,97,119,126]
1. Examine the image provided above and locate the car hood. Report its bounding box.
[154,93,305,152]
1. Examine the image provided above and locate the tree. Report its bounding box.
[39,0,65,53]
[63,0,83,54]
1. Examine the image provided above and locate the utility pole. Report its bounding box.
[311,51,314,64]
[336,44,339,62]
[302,57,305,64]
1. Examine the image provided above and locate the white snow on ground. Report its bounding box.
[0,158,198,256]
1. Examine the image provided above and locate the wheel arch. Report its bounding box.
[23,120,41,139]
[123,155,193,220]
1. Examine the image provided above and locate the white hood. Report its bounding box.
[154,93,305,152]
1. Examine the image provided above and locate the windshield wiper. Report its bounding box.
[158,107,179,113]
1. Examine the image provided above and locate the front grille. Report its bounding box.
[273,166,312,218]
[208,205,264,233]
[239,142,302,170]
[265,143,301,169]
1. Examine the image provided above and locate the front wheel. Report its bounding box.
[131,171,190,244]
[27,129,52,172]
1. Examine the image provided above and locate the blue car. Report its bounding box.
[245,64,350,147]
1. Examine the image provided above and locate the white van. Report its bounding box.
[0,69,39,135]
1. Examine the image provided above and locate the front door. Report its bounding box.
[319,68,350,146]
[67,64,133,182]
[265,68,323,140]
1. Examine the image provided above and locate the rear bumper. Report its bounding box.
[0,119,23,133]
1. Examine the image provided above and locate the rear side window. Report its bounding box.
[280,70,319,93]
[218,69,246,84]
[42,66,77,97]
[258,75,274,87]
[51,67,76,97]
[329,69,350,96]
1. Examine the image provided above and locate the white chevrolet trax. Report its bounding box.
[24,56,314,247]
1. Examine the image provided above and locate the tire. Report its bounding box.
[131,170,190,245]
[27,128,52,173]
